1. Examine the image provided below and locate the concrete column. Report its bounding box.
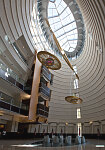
[28,56,41,121]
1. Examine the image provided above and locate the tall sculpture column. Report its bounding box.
[28,56,41,121]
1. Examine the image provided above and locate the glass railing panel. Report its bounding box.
[0,101,10,110]
[41,66,51,81]
[0,92,12,104]
[0,61,25,86]
[0,91,28,115]
[12,100,20,107]
[39,88,51,97]
[40,82,50,92]
[11,105,19,113]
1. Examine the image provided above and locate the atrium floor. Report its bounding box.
[0,139,105,150]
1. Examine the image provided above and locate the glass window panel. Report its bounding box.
[64,24,74,32]
[61,16,71,26]
[51,24,56,31]
[60,37,67,46]
[70,40,77,44]
[54,31,60,37]
[60,10,68,20]
[69,13,74,21]
[62,43,70,51]
[77,108,81,119]
[49,18,54,24]
[69,47,74,52]
[65,7,71,15]
[48,2,55,9]
[68,34,75,39]
[70,43,76,48]
[51,17,60,24]
[71,22,76,28]
[55,0,62,8]
[54,22,62,31]
[74,79,78,89]
[52,9,58,16]
[60,0,67,8]
[78,123,82,137]
[55,28,65,36]
[57,4,64,14]
[48,9,53,17]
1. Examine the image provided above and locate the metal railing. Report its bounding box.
[0,91,28,116]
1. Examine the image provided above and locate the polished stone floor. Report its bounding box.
[0,139,105,150]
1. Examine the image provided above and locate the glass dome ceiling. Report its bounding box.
[48,0,78,53]
[37,0,85,59]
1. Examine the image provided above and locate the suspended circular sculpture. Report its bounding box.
[65,96,83,104]
[46,58,54,66]
[37,51,61,70]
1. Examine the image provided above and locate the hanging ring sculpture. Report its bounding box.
[37,51,61,70]
[65,96,83,104]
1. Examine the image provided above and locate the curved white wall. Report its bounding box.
[0,0,105,125]
[48,0,105,123]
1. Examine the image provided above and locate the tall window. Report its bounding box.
[77,123,82,137]
[77,108,81,119]
[73,65,77,74]
[74,79,78,89]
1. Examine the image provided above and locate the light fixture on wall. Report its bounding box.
[37,51,61,70]
[89,121,93,124]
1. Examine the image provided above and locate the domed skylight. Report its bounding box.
[48,0,78,53]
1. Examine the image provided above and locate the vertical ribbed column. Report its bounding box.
[28,56,41,121]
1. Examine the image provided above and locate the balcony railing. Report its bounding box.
[41,66,51,81]
[39,82,51,98]
[36,103,49,118]
[0,68,24,90]
[0,91,28,116]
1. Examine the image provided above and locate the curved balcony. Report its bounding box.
[36,103,49,118]
[0,91,28,116]
[41,65,52,81]
[39,82,51,100]
[0,62,24,90]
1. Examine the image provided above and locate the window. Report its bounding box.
[77,108,81,119]
[73,65,77,74]
[74,79,78,89]
[77,123,82,137]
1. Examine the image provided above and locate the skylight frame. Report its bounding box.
[48,0,78,53]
